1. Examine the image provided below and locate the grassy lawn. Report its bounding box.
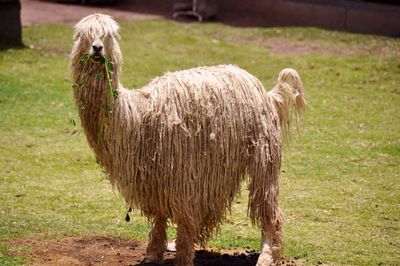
[0,19,399,265]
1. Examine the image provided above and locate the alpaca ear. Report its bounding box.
[112,24,121,40]
[74,32,80,40]
[111,20,121,39]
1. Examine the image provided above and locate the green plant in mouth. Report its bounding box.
[102,56,119,100]
[74,54,118,103]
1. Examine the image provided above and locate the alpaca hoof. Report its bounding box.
[166,241,176,252]
[144,255,163,264]
[256,253,274,266]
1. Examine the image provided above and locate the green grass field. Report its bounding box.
[0,19,399,265]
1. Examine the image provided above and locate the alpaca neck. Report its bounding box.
[73,60,120,165]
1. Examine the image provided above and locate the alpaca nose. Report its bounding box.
[92,44,103,52]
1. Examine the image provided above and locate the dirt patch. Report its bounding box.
[224,35,400,57]
[263,39,332,56]
[21,0,164,26]
[9,236,307,266]
[263,38,400,57]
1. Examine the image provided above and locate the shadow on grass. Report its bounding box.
[0,42,26,51]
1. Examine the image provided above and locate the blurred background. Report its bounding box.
[1,0,400,46]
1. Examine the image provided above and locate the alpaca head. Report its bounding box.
[71,13,122,67]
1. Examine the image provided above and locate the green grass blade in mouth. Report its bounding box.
[79,53,90,65]
[75,54,117,100]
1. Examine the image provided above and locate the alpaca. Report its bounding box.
[71,13,305,266]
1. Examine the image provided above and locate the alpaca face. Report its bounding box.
[72,13,121,63]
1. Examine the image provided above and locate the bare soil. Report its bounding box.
[21,0,164,26]
[9,236,306,266]
[223,34,399,57]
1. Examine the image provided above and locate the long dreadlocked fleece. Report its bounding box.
[71,14,305,248]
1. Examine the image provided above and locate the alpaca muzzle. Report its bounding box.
[90,40,104,61]
[92,44,103,53]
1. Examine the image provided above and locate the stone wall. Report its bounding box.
[216,0,400,37]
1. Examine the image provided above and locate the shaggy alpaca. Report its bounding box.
[71,14,305,266]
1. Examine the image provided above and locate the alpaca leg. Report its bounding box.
[256,206,283,266]
[248,151,283,266]
[271,207,283,261]
[257,232,274,266]
[175,222,195,266]
[145,217,168,264]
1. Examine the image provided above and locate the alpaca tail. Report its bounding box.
[267,68,305,140]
